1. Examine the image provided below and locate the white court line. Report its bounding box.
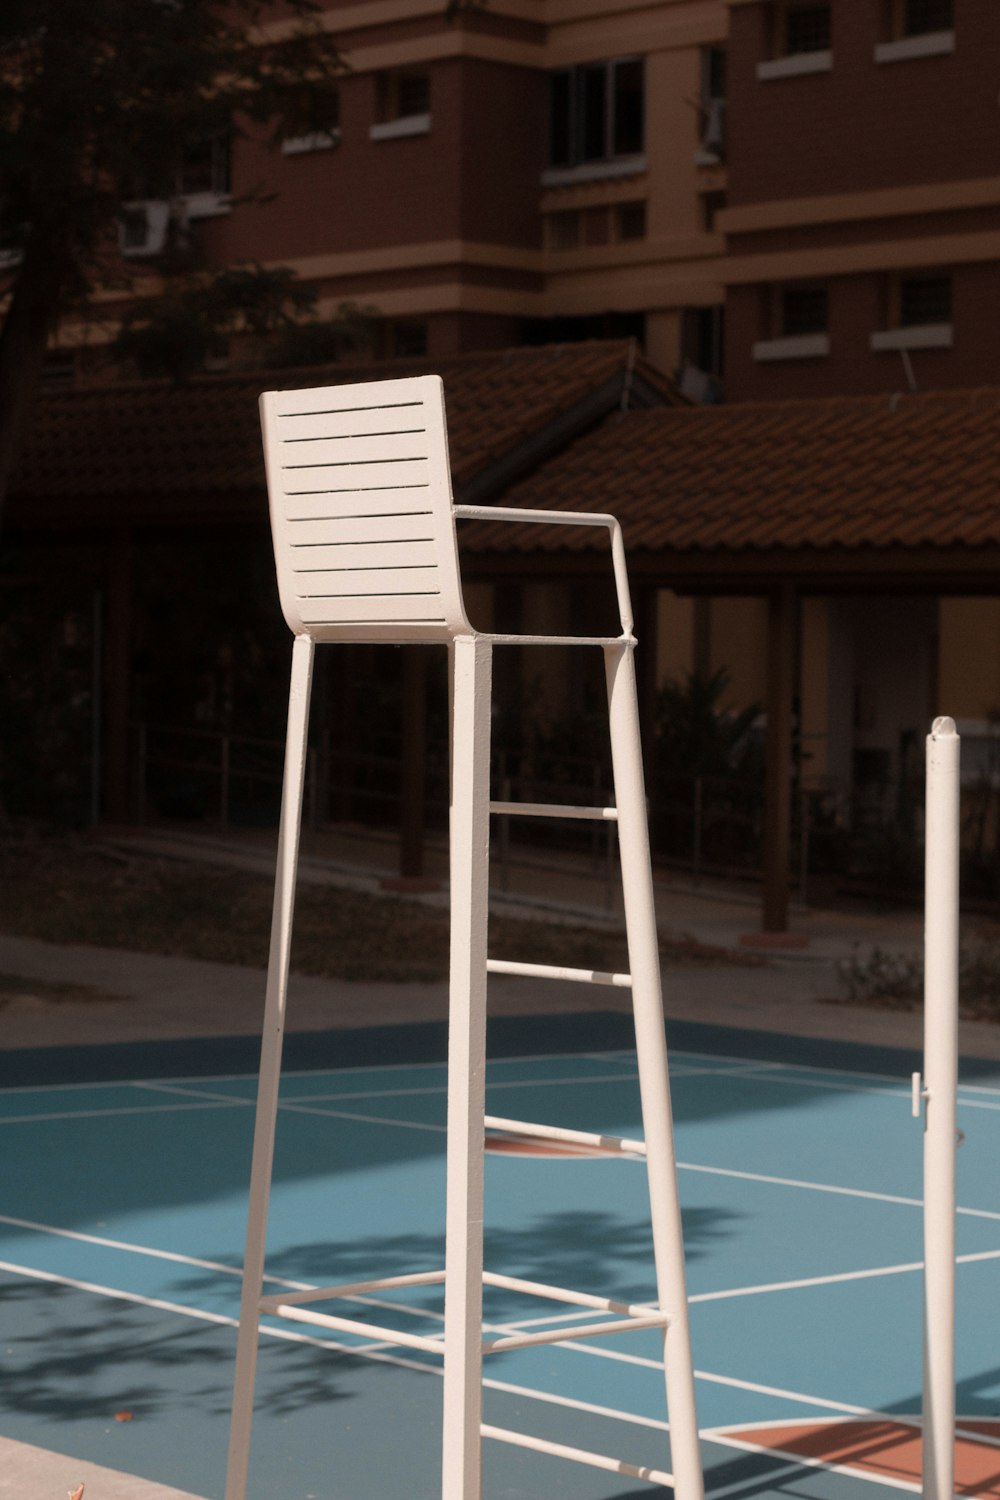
[677,1160,1000,1222]
[2,1040,1000,1097]
[133,1081,257,1105]
[690,1247,1000,1304]
[279,1102,448,1133]
[728,1068,1000,1112]
[0,1099,249,1125]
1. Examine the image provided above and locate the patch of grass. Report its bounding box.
[833,938,1000,1023]
[0,832,756,984]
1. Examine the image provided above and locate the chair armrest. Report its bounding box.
[453,504,634,636]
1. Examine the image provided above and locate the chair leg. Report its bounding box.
[442,635,493,1500]
[225,633,315,1500]
[604,641,704,1500]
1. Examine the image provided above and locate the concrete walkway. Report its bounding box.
[0,1436,206,1500]
[3,820,998,1060]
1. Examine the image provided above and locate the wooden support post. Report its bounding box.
[400,644,428,878]
[762,583,797,932]
[101,528,133,824]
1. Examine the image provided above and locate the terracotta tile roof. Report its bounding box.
[461,387,1000,557]
[10,340,677,518]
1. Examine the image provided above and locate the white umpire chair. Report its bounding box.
[225,374,704,1500]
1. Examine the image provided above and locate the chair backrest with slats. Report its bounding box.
[260,375,472,643]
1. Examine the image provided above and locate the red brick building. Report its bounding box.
[721,0,999,399]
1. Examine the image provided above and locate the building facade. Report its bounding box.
[721,0,999,401]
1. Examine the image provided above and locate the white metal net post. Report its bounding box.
[921,715,959,1500]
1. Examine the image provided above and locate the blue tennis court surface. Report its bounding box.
[2,1017,1000,1499]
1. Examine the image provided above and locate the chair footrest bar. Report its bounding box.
[486,958,631,988]
[484,1115,647,1157]
[268,1302,446,1354]
[482,1270,656,1317]
[489,800,617,821]
[484,1313,667,1353]
[481,1424,675,1487]
[259,1269,444,1313]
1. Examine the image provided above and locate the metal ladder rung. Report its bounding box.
[267,1301,446,1354]
[486,958,631,988]
[484,1312,667,1353]
[262,1265,664,1359]
[481,1425,674,1488]
[489,799,617,821]
[260,1269,444,1313]
[485,1114,647,1157]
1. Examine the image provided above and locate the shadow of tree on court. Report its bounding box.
[0,1275,376,1423]
[171,1205,742,1327]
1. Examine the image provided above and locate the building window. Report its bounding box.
[282,88,340,154]
[548,211,581,250]
[700,190,726,232]
[876,0,954,59]
[758,3,832,78]
[896,0,953,35]
[899,272,951,326]
[177,135,231,199]
[371,71,431,140]
[780,3,831,54]
[391,321,428,359]
[616,201,647,241]
[780,284,828,336]
[753,282,830,361]
[681,306,725,380]
[695,45,727,164]
[548,58,644,173]
[871,271,953,351]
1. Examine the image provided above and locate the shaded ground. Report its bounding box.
[0,831,760,986]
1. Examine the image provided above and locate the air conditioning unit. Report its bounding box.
[694,98,726,165]
[118,199,171,258]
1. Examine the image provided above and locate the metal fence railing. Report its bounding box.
[130,721,1000,904]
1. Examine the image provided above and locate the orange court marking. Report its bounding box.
[484,1134,621,1158]
[727,1419,1000,1495]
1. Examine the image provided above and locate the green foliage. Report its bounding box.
[112,263,320,381]
[650,668,764,868]
[654,667,763,780]
[836,936,1000,1021]
[836,944,922,1009]
[264,301,383,369]
[0,0,345,289]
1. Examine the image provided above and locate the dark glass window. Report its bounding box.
[783,4,831,54]
[617,201,647,240]
[397,72,430,117]
[549,211,580,250]
[577,64,608,162]
[549,71,572,166]
[681,306,725,377]
[548,58,644,167]
[612,59,644,155]
[704,45,727,101]
[700,190,726,232]
[178,135,230,196]
[392,321,428,358]
[899,274,952,326]
[781,285,828,336]
[378,70,430,123]
[903,0,953,35]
